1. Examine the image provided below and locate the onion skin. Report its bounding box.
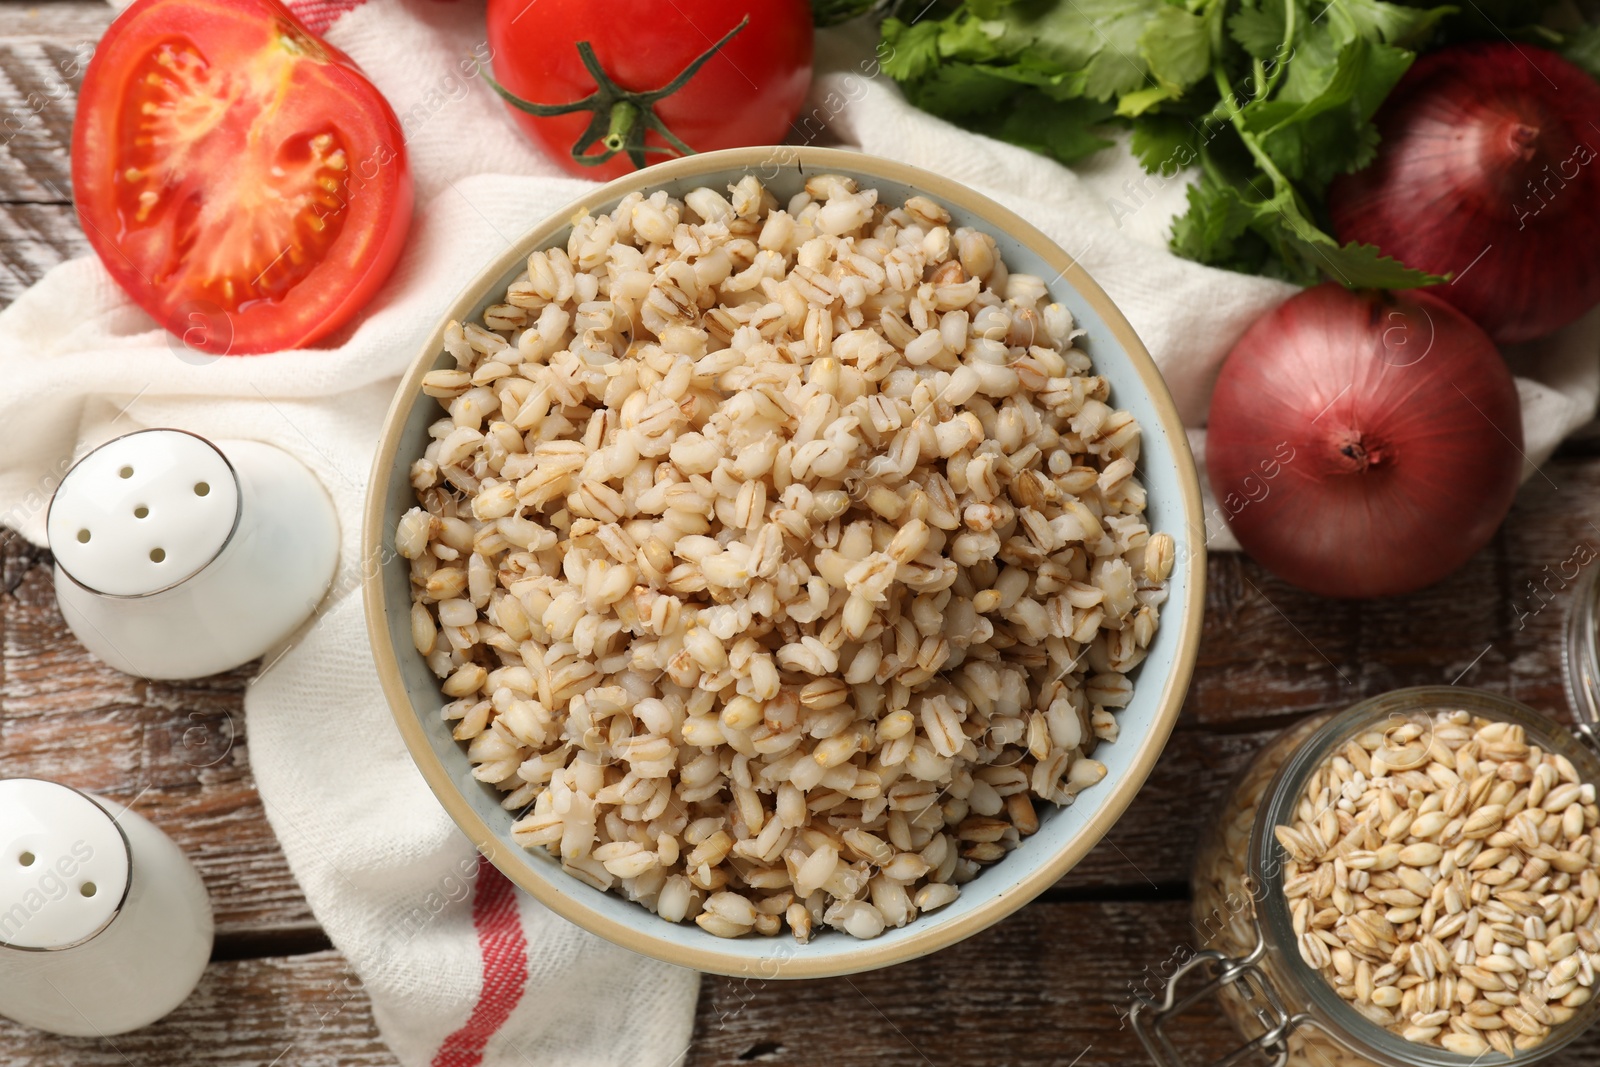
[1328,43,1600,344]
[1207,284,1522,599]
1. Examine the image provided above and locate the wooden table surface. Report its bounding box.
[5,2,1600,1063]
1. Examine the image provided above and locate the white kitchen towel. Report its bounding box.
[0,0,1595,1064]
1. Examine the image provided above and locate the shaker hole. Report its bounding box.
[76,529,91,543]
[18,851,34,867]
[119,465,133,479]
[194,481,210,497]
[80,882,96,898]
[134,505,149,519]
[149,548,166,563]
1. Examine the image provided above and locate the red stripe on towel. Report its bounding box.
[287,0,366,33]
[431,858,531,1067]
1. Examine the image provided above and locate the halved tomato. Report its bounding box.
[72,0,413,354]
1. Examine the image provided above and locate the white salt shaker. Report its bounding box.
[46,429,339,680]
[0,778,213,1035]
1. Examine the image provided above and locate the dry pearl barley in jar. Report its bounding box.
[1132,688,1600,1067]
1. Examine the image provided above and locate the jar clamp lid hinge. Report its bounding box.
[1130,944,1303,1067]
[1579,722,1600,763]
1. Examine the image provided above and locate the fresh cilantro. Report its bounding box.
[977,0,1168,101]
[880,0,1595,288]
[1228,2,1287,60]
[1566,23,1600,80]
[991,94,1118,162]
[1129,115,1199,174]
[1246,36,1415,189]
[1169,179,1262,266]
[879,19,945,82]
[1140,7,1213,92]
[905,62,1029,116]
[1325,0,1457,49]
[1283,226,1447,289]
[1175,169,1445,286]
[1244,39,1379,137]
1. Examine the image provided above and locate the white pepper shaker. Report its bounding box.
[0,778,213,1035]
[46,428,339,680]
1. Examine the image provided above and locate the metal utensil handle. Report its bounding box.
[1129,944,1303,1067]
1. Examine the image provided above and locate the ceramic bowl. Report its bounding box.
[363,146,1205,978]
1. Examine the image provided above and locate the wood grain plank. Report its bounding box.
[687,899,1600,1067]
[689,901,1239,1067]
[0,951,398,1067]
[1,536,318,933]
[0,3,118,44]
[0,201,84,301]
[0,3,114,205]
[0,33,94,203]
[0,4,113,303]
[1499,463,1600,715]
[1056,726,1269,891]
[5,902,1600,1066]
[1180,456,1600,728]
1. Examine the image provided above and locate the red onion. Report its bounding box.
[1207,284,1522,599]
[1328,43,1600,344]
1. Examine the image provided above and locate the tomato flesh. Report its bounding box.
[74,0,412,354]
[118,39,351,308]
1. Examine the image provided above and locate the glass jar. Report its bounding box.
[1132,687,1600,1067]
[1563,561,1600,755]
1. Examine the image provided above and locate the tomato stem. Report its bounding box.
[482,16,749,170]
[603,101,638,154]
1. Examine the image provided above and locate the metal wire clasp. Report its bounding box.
[1129,941,1304,1067]
[1561,562,1600,762]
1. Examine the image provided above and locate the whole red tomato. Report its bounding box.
[485,0,814,180]
[72,0,413,354]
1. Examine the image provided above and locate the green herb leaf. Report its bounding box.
[1228,1,1288,61]
[994,0,1168,101]
[1140,7,1212,92]
[1243,38,1378,136]
[904,61,1029,116]
[933,11,1012,62]
[879,18,946,81]
[1565,23,1600,80]
[1282,224,1448,289]
[878,0,1527,290]
[1170,177,1263,265]
[990,93,1118,162]
[1171,163,1443,288]
[1244,35,1413,188]
[1129,115,1200,173]
[1324,0,1456,49]
[1116,83,1181,116]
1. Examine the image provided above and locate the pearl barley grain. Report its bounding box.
[1280,711,1600,1055]
[402,174,1170,942]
